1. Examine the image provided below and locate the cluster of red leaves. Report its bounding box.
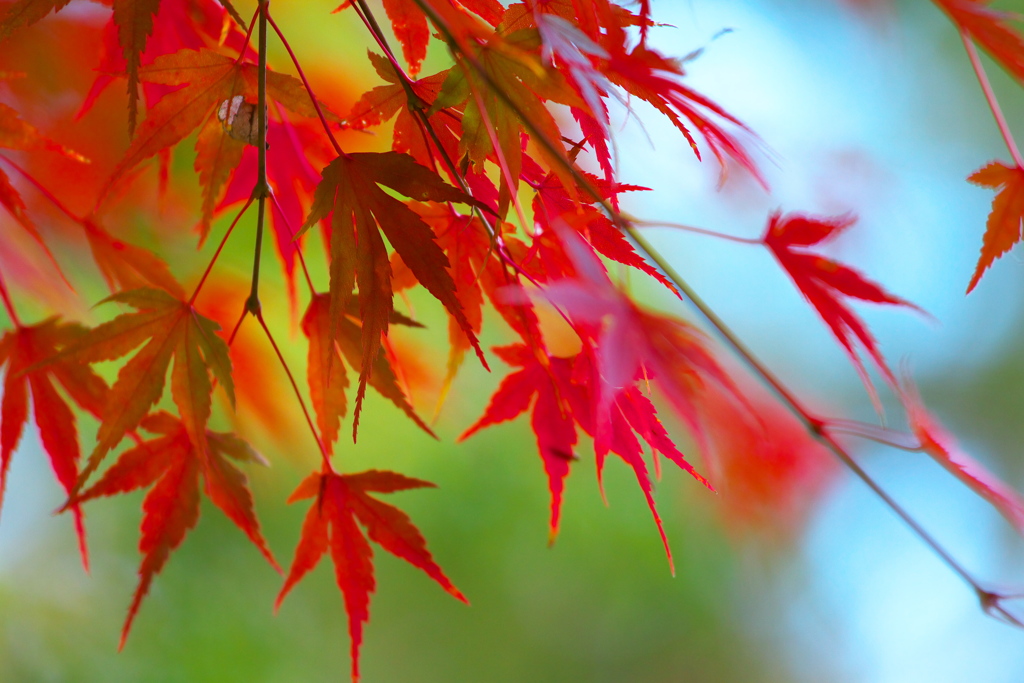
[1,0,1024,680]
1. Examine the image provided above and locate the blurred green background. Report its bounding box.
[3,1,1024,681]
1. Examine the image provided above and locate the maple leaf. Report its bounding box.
[276,469,467,682]
[113,0,161,138]
[0,318,109,568]
[763,211,921,391]
[56,288,234,483]
[601,39,765,186]
[934,0,1024,83]
[391,204,540,390]
[432,24,585,215]
[966,161,1024,292]
[1,100,88,259]
[73,411,278,648]
[300,151,487,434]
[346,53,464,172]
[902,380,1024,534]
[527,164,676,294]
[381,0,432,76]
[461,344,712,558]
[459,345,578,537]
[0,0,73,41]
[533,222,736,449]
[104,48,330,207]
[698,383,835,539]
[82,214,185,298]
[303,292,433,449]
[77,0,249,121]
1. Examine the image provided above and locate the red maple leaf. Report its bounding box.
[763,210,921,392]
[300,151,488,435]
[391,204,540,390]
[966,160,1024,292]
[73,411,278,647]
[276,469,467,682]
[933,0,1024,83]
[103,47,331,211]
[533,222,737,450]
[0,318,108,568]
[902,379,1024,534]
[698,383,835,539]
[459,344,578,538]
[461,344,712,563]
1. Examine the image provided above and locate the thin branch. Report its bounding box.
[267,190,317,296]
[630,217,762,245]
[824,419,922,451]
[233,6,260,66]
[266,11,346,158]
[189,196,255,305]
[255,311,333,471]
[627,227,991,599]
[961,30,1024,169]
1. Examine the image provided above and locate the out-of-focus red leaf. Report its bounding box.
[701,383,835,539]
[763,211,921,394]
[112,0,161,138]
[903,381,1024,533]
[0,318,109,569]
[934,0,1024,83]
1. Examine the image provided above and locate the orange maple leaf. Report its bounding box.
[103,47,331,220]
[966,160,1024,292]
[933,0,1024,83]
[56,288,234,486]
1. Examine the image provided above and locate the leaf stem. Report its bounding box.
[267,190,316,296]
[189,196,255,306]
[266,11,346,158]
[824,419,921,451]
[232,6,260,67]
[255,311,333,471]
[960,30,1024,169]
[629,218,762,245]
[0,267,22,328]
